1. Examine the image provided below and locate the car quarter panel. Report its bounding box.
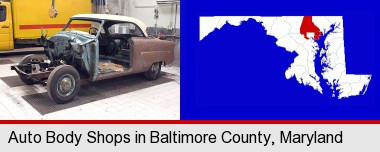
[131,37,175,72]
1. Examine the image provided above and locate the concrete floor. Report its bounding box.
[0,52,180,120]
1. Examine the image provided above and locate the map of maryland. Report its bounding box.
[199,16,372,99]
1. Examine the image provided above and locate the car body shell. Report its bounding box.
[14,14,175,82]
[10,14,175,103]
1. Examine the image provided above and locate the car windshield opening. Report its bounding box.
[62,19,99,35]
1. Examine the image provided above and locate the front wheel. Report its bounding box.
[144,62,161,80]
[47,65,80,104]
[18,54,44,85]
[19,54,44,65]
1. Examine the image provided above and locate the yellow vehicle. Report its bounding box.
[0,0,91,51]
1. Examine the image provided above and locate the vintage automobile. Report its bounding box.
[11,14,175,104]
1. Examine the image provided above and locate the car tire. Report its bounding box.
[47,65,80,104]
[19,54,44,65]
[18,54,44,85]
[144,62,161,80]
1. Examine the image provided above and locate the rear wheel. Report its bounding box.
[18,54,44,85]
[144,62,161,80]
[47,65,80,104]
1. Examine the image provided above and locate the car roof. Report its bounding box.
[71,14,148,37]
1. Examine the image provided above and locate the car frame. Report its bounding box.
[11,14,175,104]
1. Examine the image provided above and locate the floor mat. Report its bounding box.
[0,76,26,87]
[22,74,173,115]
[0,59,14,65]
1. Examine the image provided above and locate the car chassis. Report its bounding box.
[11,14,175,104]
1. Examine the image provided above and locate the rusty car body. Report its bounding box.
[11,14,175,104]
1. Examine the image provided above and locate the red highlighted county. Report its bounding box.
[300,16,322,40]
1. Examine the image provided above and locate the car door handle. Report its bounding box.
[2,25,9,28]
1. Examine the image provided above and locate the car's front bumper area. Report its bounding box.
[11,64,52,81]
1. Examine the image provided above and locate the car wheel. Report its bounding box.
[19,54,44,65]
[18,54,44,85]
[144,62,161,80]
[47,65,80,104]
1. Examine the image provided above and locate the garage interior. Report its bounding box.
[0,0,180,120]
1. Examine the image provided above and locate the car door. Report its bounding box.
[0,4,11,50]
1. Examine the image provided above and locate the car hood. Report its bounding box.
[49,30,96,45]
